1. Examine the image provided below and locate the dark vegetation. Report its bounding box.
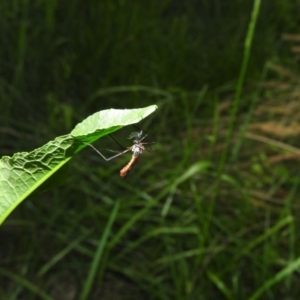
[1,0,300,299]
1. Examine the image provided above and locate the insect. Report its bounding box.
[83,129,155,178]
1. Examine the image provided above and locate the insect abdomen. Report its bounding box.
[120,155,140,178]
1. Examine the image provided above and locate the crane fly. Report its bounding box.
[82,129,155,178]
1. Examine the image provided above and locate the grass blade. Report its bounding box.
[0,267,53,300]
[79,201,120,300]
[249,256,300,300]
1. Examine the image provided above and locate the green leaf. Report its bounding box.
[71,105,157,143]
[0,105,157,225]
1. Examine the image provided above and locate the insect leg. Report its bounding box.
[109,134,126,150]
[80,142,131,161]
[142,141,156,152]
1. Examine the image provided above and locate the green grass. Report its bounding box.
[1,0,300,299]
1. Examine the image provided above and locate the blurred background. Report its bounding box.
[1,0,300,299]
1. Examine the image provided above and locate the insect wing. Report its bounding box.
[128,130,143,139]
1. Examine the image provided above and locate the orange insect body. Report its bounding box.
[120,144,145,178]
[120,154,140,178]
